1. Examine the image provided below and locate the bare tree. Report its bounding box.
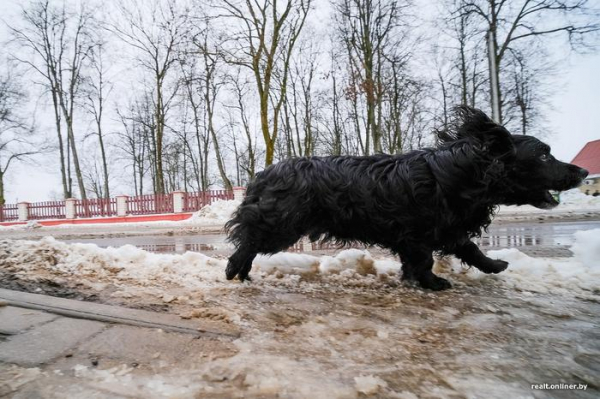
[85,41,111,198]
[432,1,487,133]
[226,70,257,180]
[0,71,37,205]
[178,55,211,191]
[461,0,600,123]
[116,95,154,196]
[9,0,95,199]
[322,45,346,156]
[217,0,312,166]
[110,0,190,194]
[82,155,107,199]
[502,46,555,136]
[195,32,233,190]
[335,0,413,155]
[443,1,489,109]
[277,36,322,159]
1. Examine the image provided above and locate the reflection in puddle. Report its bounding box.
[139,243,217,253]
[60,220,599,255]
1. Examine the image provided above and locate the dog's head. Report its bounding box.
[503,135,588,209]
[437,106,588,209]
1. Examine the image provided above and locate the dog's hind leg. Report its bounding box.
[454,241,508,274]
[226,246,257,281]
[227,230,305,282]
[400,248,452,291]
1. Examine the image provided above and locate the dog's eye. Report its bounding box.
[540,154,551,162]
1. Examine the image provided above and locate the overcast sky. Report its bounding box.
[2,0,599,203]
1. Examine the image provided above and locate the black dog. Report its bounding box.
[225,107,588,290]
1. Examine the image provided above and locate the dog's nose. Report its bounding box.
[579,168,589,179]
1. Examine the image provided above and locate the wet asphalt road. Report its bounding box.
[59,219,600,258]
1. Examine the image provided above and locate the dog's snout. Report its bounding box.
[579,168,589,179]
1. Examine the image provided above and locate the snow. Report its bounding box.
[559,189,600,208]
[570,228,600,269]
[0,237,226,290]
[1,228,599,297]
[0,199,241,231]
[354,375,388,395]
[462,248,599,295]
[498,188,600,214]
[184,199,241,225]
[447,228,600,295]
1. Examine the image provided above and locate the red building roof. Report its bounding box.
[571,139,600,175]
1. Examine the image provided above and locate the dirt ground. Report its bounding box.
[1,208,599,397]
[1,244,599,398]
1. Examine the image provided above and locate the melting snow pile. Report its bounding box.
[570,229,600,270]
[0,229,599,296]
[559,189,600,208]
[0,199,241,230]
[186,199,241,225]
[453,228,600,295]
[0,238,227,290]
[499,188,600,214]
[0,238,395,290]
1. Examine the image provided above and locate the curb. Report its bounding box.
[0,213,194,227]
[0,288,240,339]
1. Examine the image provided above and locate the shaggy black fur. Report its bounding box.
[225,106,588,290]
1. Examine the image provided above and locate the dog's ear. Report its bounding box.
[437,106,515,160]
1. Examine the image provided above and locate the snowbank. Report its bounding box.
[185,199,240,225]
[448,228,600,295]
[559,189,600,208]
[0,200,241,231]
[0,238,391,290]
[570,229,600,270]
[498,188,600,214]
[1,229,599,296]
[0,237,226,289]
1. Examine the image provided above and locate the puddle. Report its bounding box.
[53,220,600,259]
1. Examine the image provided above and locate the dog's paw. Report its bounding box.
[478,259,509,274]
[420,274,452,291]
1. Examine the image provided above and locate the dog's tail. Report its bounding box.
[224,199,261,247]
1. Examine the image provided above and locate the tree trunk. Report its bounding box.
[155,79,166,194]
[259,93,275,166]
[51,92,70,199]
[65,120,87,200]
[0,170,4,206]
[97,125,110,199]
[208,116,232,190]
[206,83,232,190]
[487,29,502,124]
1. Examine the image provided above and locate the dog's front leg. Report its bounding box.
[454,241,508,274]
[400,248,452,291]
